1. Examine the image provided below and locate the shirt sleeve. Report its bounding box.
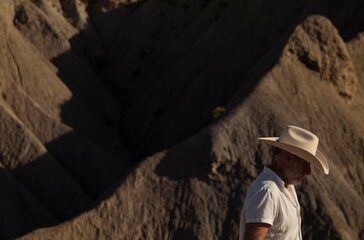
[244,187,276,226]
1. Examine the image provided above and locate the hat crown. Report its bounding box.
[278,125,319,155]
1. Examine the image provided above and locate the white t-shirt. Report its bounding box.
[239,166,302,240]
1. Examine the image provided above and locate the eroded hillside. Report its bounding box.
[0,0,363,239]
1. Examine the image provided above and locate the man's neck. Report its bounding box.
[268,164,290,189]
[268,165,296,200]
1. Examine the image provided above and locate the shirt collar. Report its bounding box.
[263,166,299,207]
[263,166,286,188]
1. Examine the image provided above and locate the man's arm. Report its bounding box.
[243,223,270,240]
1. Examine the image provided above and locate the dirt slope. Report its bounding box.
[0,0,131,238]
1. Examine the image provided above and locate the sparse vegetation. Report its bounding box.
[211,106,226,119]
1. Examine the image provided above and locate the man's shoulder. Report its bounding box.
[251,171,281,194]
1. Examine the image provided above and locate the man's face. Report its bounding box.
[284,154,311,185]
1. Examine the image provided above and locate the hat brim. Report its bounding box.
[258,137,329,175]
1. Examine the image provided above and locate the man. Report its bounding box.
[239,125,329,240]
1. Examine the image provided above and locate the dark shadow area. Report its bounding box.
[51,0,364,164]
[102,0,364,162]
[2,130,133,240]
[43,131,132,199]
[11,152,92,222]
[0,167,58,240]
[171,227,199,240]
[154,128,213,182]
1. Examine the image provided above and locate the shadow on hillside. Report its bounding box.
[4,130,134,240]
[53,0,364,162]
[11,0,364,239]
[154,128,213,182]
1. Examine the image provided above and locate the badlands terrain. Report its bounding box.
[0,0,363,239]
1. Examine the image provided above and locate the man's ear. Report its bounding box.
[285,153,293,164]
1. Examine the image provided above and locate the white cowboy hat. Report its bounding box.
[258,125,329,174]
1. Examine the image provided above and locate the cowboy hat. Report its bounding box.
[258,125,329,174]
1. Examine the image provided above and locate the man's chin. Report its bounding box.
[291,177,303,185]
